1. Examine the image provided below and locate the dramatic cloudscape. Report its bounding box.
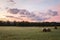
[0,0,60,22]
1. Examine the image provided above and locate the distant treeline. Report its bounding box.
[0,21,60,27]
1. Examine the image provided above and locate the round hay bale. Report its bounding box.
[47,28,51,32]
[42,28,51,32]
[54,26,57,29]
[43,28,47,32]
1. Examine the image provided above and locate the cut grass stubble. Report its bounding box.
[0,27,60,40]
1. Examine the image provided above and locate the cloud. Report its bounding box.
[6,15,23,20]
[8,0,16,3]
[48,10,58,16]
[9,0,14,2]
[19,9,30,15]
[7,8,20,14]
[30,10,58,21]
[7,8,58,22]
[6,0,16,7]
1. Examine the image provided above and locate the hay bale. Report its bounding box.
[47,28,51,32]
[54,26,57,29]
[42,28,51,32]
[43,28,47,32]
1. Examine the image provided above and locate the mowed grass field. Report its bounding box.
[0,26,60,40]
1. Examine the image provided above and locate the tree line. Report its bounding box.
[0,21,60,27]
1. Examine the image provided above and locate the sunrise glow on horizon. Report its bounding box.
[0,0,60,22]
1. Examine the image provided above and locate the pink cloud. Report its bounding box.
[45,5,60,22]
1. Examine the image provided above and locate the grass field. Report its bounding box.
[0,26,60,40]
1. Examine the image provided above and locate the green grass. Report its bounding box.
[0,26,60,40]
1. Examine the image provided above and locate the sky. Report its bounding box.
[0,0,60,22]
